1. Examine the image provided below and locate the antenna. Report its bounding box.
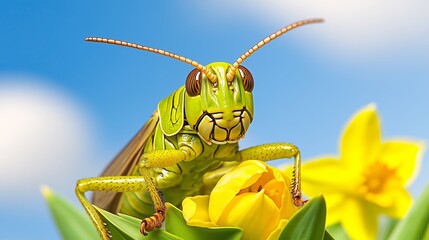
[85,37,217,83]
[226,18,324,81]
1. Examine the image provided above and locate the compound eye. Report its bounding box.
[238,65,254,92]
[185,68,201,96]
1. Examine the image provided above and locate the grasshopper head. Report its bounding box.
[184,62,254,145]
[85,19,323,145]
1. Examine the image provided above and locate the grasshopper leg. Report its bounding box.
[137,148,193,234]
[76,176,147,240]
[76,173,167,238]
[76,148,195,238]
[137,167,166,235]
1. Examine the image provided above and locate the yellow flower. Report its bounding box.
[182,160,299,240]
[297,104,424,239]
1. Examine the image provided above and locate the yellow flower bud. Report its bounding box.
[182,160,299,240]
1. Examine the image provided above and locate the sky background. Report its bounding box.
[1,1,428,239]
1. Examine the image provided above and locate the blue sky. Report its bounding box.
[0,1,428,239]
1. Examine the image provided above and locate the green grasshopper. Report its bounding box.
[76,18,323,240]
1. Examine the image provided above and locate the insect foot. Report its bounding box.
[140,210,166,235]
[293,194,308,207]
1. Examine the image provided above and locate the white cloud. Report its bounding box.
[0,75,97,205]
[197,0,429,58]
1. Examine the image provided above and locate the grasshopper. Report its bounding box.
[76,18,323,239]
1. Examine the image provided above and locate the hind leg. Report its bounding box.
[76,176,149,240]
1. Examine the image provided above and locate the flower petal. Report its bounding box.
[263,179,285,208]
[324,192,349,226]
[340,198,379,240]
[299,157,359,196]
[376,187,412,218]
[182,195,218,227]
[276,177,300,220]
[267,219,288,240]
[209,160,267,222]
[341,104,381,169]
[379,140,424,186]
[286,157,356,224]
[217,191,280,240]
[267,167,299,219]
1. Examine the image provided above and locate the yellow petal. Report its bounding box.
[340,198,379,240]
[286,157,355,223]
[182,195,217,227]
[267,219,288,240]
[341,104,381,170]
[274,176,299,220]
[217,191,280,240]
[374,187,412,218]
[299,157,359,197]
[379,140,424,186]
[324,193,349,226]
[263,179,285,208]
[246,169,276,193]
[270,164,289,183]
[209,160,267,222]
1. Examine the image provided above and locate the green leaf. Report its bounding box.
[388,184,429,240]
[279,195,327,240]
[423,223,429,240]
[94,206,181,240]
[326,223,349,240]
[377,217,399,240]
[41,185,99,240]
[323,230,336,240]
[165,203,243,240]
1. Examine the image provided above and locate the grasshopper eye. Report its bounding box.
[238,65,254,92]
[185,68,201,96]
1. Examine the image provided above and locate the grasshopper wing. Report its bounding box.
[92,110,159,212]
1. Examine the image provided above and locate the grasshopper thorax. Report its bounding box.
[184,62,254,145]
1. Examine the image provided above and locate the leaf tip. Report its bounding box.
[40,184,52,198]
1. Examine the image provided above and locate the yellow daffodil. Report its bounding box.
[182,160,299,240]
[296,104,424,239]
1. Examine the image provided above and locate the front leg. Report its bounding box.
[237,143,304,206]
[137,148,195,234]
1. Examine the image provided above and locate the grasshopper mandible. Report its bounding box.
[76,18,323,239]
